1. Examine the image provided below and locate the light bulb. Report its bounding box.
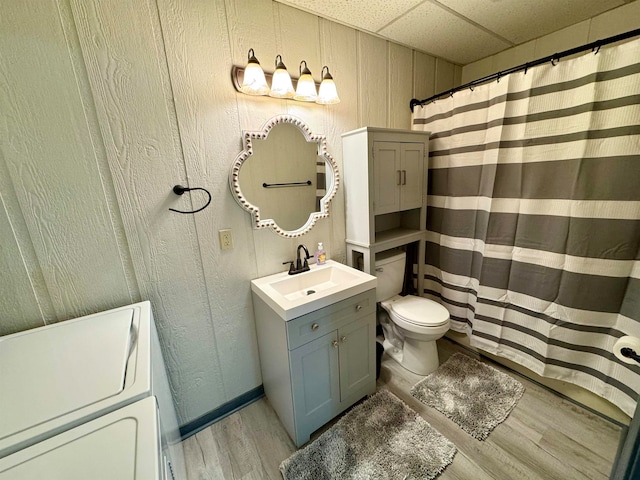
[294,60,317,102]
[316,66,340,104]
[269,55,295,99]
[240,48,269,96]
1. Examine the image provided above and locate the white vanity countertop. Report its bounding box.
[251,260,376,321]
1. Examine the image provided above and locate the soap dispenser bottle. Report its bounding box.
[315,242,326,265]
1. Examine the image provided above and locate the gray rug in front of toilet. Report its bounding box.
[280,389,456,480]
[410,353,525,440]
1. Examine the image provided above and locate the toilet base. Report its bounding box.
[382,337,440,376]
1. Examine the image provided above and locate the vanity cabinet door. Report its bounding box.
[290,331,340,444]
[338,316,376,402]
[400,143,424,210]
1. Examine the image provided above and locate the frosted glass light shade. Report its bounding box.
[269,55,295,99]
[240,49,269,96]
[294,61,317,102]
[316,67,340,104]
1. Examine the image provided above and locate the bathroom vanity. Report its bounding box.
[251,261,377,446]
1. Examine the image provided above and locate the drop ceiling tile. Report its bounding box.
[589,1,640,41]
[438,0,625,45]
[533,20,590,58]
[275,0,424,33]
[379,1,511,64]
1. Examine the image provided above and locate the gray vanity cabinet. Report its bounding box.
[253,289,376,447]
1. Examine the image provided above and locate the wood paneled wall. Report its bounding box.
[0,0,459,425]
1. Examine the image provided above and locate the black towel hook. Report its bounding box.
[169,185,212,214]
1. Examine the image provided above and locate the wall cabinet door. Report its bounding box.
[373,142,401,215]
[290,331,340,442]
[338,316,375,401]
[400,143,424,210]
[373,141,424,215]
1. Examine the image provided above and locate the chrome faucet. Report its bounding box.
[283,244,311,275]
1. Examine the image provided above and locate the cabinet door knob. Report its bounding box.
[341,336,347,343]
[356,304,362,311]
[332,340,339,348]
[402,170,407,185]
[397,170,402,185]
[311,323,319,331]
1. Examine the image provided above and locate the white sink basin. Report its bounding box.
[251,260,377,320]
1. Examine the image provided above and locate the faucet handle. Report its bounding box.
[283,260,295,275]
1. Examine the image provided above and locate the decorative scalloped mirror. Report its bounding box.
[229,115,339,237]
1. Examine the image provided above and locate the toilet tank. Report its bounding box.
[375,250,406,302]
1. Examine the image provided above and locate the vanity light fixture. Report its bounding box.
[232,52,339,105]
[316,66,340,104]
[269,55,295,99]
[293,60,317,102]
[239,48,269,96]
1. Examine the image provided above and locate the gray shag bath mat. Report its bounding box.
[280,389,456,479]
[411,353,524,440]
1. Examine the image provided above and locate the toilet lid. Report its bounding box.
[390,296,450,326]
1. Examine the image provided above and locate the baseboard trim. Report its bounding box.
[179,385,265,440]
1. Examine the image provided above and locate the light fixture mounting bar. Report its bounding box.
[231,65,321,93]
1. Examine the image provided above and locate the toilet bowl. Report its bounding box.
[375,250,450,375]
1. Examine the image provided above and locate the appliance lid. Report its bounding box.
[0,308,135,441]
[391,296,450,326]
[0,397,159,480]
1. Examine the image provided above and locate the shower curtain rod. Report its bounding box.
[409,27,640,112]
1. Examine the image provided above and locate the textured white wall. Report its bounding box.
[0,0,459,425]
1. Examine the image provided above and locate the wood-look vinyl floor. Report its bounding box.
[182,338,623,480]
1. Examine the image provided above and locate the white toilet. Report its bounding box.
[375,250,450,375]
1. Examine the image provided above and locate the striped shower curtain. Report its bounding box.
[412,38,640,416]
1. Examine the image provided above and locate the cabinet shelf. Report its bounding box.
[346,228,426,252]
[374,228,426,251]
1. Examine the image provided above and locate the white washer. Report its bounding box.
[0,301,185,479]
[0,397,163,480]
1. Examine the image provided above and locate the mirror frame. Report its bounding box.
[229,115,340,237]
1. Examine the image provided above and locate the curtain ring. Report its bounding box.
[496,72,501,83]
[524,63,528,75]
[551,56,559,66]
[469,85,474,92]
[593,45,601,55]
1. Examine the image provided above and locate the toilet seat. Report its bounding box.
[386,295,449,327]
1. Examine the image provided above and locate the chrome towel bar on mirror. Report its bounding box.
[263,180,312,188]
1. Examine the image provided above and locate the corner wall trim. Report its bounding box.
[179,385,265,440]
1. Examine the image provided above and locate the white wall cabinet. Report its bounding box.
[252,289,376,447]
[342,128,430,294]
